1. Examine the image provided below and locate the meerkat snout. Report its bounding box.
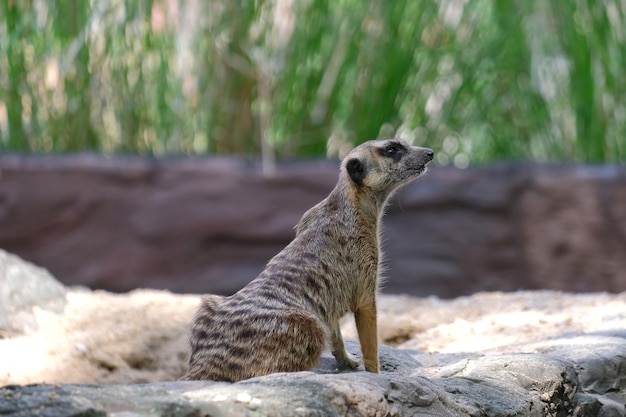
[183,138,433,382]
[418,148,435,165]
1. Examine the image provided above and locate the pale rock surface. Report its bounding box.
[1,250,625,416]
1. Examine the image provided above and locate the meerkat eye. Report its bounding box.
[386,144,404,159]
[378,142,406,160]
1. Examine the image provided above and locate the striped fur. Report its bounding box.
[183,139,433,382]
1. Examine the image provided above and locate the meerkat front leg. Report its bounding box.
[330,321,359,369]
[355,303,379,373]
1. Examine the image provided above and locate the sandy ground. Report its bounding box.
[2,288,626,385]
[1,288,199,385]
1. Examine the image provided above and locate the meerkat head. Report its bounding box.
[342,139,434,199]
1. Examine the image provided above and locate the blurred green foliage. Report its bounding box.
[0,0,624,167]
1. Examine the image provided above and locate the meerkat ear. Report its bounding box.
[346,158,366,185]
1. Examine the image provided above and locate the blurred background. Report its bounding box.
[1,0,624,165]
[0,1,625,297]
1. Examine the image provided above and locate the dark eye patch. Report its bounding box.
[378,142,407,161]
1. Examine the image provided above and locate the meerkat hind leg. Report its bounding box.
[259,310,327,374]
[330,320,359,370]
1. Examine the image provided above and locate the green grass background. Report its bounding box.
[1,1,624,166]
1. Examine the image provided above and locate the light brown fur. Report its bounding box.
[183,139,433,382]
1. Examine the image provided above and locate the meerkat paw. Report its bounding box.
[364,358,380,373]
[334,351,360,370]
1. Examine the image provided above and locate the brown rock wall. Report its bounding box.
[0,155,624,297]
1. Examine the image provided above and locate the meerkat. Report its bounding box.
[183,139,434,382]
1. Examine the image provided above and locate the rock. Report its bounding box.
[1,336,625,416]
[1,156,625,297]
[0,249,66,337]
